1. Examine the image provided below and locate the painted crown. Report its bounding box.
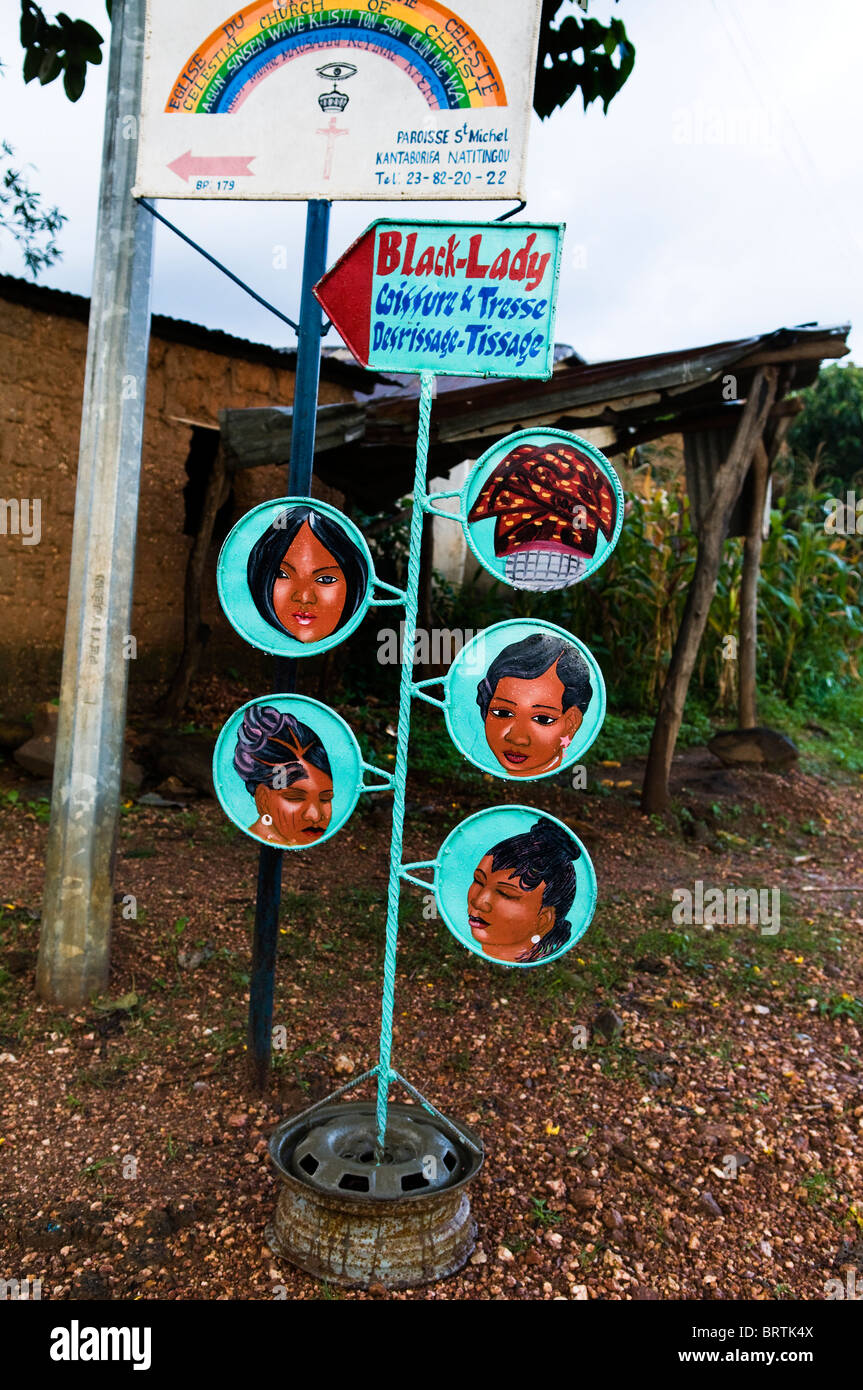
[318,88,348,112]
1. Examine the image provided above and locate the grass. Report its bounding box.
[759,686,863,777]
[528,1196,562,1227]
[800,1171,837,1206]
[79,1157,117,1182]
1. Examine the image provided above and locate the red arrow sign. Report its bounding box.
[167,151,256,183]
[314,219,563,380]
[313,224,377,368]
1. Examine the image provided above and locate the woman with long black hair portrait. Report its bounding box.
[246,505,368,644]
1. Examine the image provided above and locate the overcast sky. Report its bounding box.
[1,0,860,365]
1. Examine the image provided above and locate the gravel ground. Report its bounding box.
[1,723,861,1301]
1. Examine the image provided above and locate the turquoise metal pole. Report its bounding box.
[375,370,435,1153]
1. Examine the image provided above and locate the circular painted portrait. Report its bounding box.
[213,695,388,850]
[462,428,623,590]
[434,806,596,968]
[442,619,605,780]
[217,498,374,656]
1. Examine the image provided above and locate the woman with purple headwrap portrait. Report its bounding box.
[233,704,333,847]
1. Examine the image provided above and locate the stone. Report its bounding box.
[122,759,145,791]
[648,1069,675,1089]
[13,719,143,790]
[13,733,55,777]
[0,719,33,750]
[708,727,798,769]
[177,943,214,971]
[155,776,196,798]
[32,702,59,738]
[592,1007,625,1042]
[700,1191,724,1218]
[146,732,215,797]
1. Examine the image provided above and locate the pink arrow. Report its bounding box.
[168,151,255,183]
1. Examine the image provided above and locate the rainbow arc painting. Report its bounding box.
[166,1,508,114]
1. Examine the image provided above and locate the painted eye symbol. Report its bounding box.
[317,62,357,82]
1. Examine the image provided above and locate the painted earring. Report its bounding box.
[262,814,273,826]
[531,934,541,944]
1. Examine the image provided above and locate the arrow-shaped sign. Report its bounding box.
[314,219,563,380]
[167,151,256,183]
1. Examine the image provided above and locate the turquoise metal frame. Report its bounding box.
[212,693,393,851]
[374,370,436,1148]
[399,805,597,970]
[426,427,625,590]
[217,495,405,657]
[412,617,607,780]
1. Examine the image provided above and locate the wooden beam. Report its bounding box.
[641,368,779,813]
[220,403,366,469]
[738,439,770,728]
[739,341,851,367]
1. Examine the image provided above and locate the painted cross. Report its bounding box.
[316,116,349,182]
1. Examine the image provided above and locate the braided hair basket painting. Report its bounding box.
[462,429,623,590]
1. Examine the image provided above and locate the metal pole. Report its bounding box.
[37,0,154,1007]
[248,199,331,1091]
[375,371,435,1152]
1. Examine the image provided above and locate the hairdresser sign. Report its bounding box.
[134,0,543,200]
[314,219,563,378]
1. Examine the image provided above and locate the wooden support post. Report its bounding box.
[738,439,770,729]
[161,446,232,720]
[641,368,778,814]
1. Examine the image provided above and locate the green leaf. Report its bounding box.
[72,19,103,45]
[38,49,62,85]
[63,60,86,102]
[22,46,42,83]
[20,6,39,47]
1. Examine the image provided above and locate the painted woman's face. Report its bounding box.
[254,761,334,846]
[484,659,582,776]
[272,521,347,642]
[467,853,554,962]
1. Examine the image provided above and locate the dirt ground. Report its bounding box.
[1,696,861,1302]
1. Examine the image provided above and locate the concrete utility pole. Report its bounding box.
[38,0,154,1007]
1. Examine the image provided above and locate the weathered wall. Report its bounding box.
[0,284,354,718]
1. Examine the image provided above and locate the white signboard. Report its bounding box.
[134,0,543,201]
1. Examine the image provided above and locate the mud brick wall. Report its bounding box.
[0,279,353,719]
